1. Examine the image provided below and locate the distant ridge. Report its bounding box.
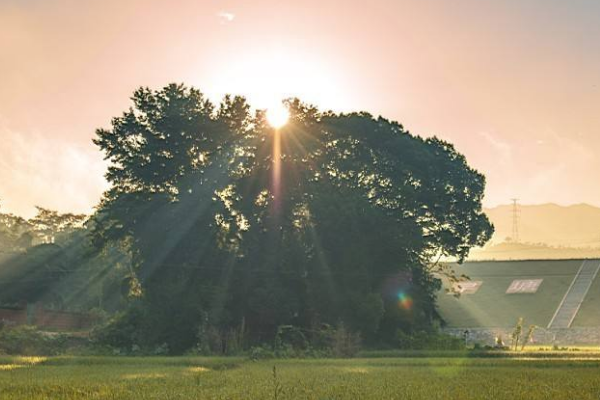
[470,203,600,261]
[484,203,600,247]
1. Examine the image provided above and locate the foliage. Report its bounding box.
[91,83,493,353]
[0,203,130,312]
[0,325,67,355]
[0,204,32,252]
[522,325,537,351]
[505,318,538,352]
[0,235,130,311]
[89,307,146,351]
[0,203,87,251]
[28,207,87,245]
[275,325,308,353]
[248,345,276,360]
[511,317,524,351]
[246,324,362,359]
[329,323,362,357]
[396,330,465,350]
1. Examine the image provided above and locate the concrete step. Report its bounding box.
[548,260,600,329]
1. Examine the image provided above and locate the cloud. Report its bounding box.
[0,123,109,218]
[217,11,235,24]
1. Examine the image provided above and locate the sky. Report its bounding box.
[1,0,599,217]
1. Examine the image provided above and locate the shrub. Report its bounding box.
[0,325,67,355]
[194,325,224,355]
[89,308,144,352]
[330,323,361,357]
[249,345,276,360]
[275,325,308,353]
[396,330,464,350]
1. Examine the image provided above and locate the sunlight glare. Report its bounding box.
[266,103,289,128]
[203,49,354,117]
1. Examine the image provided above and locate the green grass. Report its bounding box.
[2,356,600,399]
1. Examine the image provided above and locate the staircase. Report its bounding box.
[548,260,600,329]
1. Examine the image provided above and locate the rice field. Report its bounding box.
[1,355,600,399]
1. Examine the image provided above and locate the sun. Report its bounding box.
[266,103,290,129]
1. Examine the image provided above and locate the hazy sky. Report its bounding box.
[1,0,599,217]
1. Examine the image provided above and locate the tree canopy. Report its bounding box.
[92,84,493,352]
[0,205,127,311]
[0,203,87,252]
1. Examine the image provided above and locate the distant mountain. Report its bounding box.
[484,203,600,248]
[468,203,600,260]
[468,241,600,261]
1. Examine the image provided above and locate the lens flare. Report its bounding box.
[398,292,413,310]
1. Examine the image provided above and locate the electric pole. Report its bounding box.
[511,198,520,243]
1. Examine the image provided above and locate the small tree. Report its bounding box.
[521,325,536,351]
[330,322,361,357]
[511,317,523,351]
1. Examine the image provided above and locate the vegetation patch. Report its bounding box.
[0,356,599,399]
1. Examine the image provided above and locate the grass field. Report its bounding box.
[2,356,600,399]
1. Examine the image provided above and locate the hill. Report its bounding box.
[468,242,600,261]
[437,260,583,328]
[468,203,600,260]
[436,259,600,345]
[484,203,600,247]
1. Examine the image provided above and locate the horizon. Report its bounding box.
[7,199,600,219]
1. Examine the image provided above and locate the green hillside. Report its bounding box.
[572,268,600,327]
[436,260,590,328]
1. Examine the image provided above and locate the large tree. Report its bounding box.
[93,84,493,352]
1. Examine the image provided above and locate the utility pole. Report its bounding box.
[511,198,520,243]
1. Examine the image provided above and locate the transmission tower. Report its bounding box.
[510,198,520,243]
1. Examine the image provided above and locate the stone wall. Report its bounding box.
[444,327,600,346]
[0,303,95,331]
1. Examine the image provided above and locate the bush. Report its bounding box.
[89,306,146,352]
[275,325,308,353]
[396,330,464,350]
[330,323,361,357]
[249,345,276,360]
[245,323,362,360]
[194,325,224,355]
[0,325,67,355]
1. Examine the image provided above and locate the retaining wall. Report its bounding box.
[444,327,600,346]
